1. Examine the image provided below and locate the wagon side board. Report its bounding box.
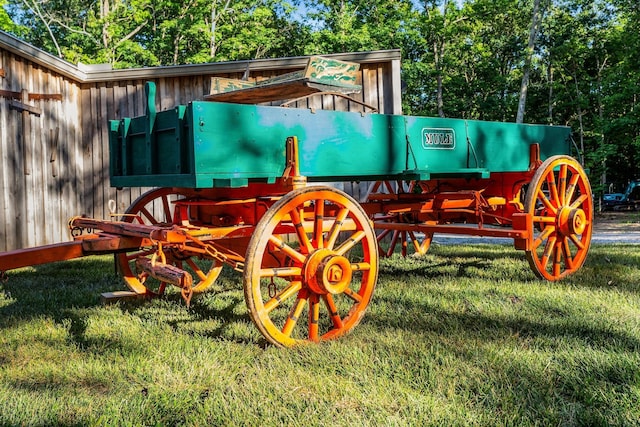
[109,99,573,189]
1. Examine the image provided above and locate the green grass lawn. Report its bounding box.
[1,243,639,426]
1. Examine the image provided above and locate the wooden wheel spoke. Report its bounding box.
[570,194,589,210]
[552,240,563,277]
[401,231,408,257]
[408,231,422,252]
[335,230,366,256]
[351,262,371,272]
[308,295,320,342]
[289,207,313,254]
[546,171,560,207]
[569,233,586,250]
[314,200,325,249]
[139,206,159,224]
[566,173,580,203]
[343,287,363,303]
[264,281,302,313]
[326,208,350,250]
[383,181,395,193]
[369,181,382,194]
[322,294,344,329]
[533,215,556,225]
[268,235,307,265]
[385,230,401,257]
[540,235,558,271]
[532,226,555,250]
[562,238,574,270]
[376,228,392,242]
[259,266,303,278]
[537,189,558,214]
[161,196,172,223]
[558,164,568,206]
[281,293,308,338]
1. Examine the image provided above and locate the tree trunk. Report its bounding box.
[573,69,585,165]
[516,0,542,123]
[547,59,553,124]
[210,6,217,58]
[435,39,445,118]
[211,0,232,59]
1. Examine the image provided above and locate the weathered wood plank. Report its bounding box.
[11,58,26,249]
[98,83,109,219]
[363,66,378,114]
[67,81,82,237]
[81,86,93,218]
[104,82,119,220]
[31,66,44,246]
[0,50,8,251]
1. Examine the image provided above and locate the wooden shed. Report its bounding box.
[0,30,402,252]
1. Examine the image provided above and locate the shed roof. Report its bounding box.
[0,30,401,83]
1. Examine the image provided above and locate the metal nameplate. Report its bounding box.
[421,128,455,149]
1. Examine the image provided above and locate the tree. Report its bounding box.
[5,0,307,67]
[7,0,156,66]
[516,0,543,123]
[211,0,308,61]
[403,1,470,117]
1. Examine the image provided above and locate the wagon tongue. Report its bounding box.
[135,257,194,306]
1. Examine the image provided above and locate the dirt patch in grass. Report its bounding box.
[594,211,640,231]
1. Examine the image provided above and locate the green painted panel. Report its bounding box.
[404,116,571,173]
[187,102,406,185]
[109,96,573,189]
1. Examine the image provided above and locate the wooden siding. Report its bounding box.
[0,37,401,251]
[1,53,83,252]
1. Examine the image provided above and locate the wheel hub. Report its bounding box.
[557,207,587,235]
[304,249,353,295]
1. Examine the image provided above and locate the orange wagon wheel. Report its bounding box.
[117,188,222,296]
[524,155,593,281]
[243,186,379,347]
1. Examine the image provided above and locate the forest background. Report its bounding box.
[0,0,638,197]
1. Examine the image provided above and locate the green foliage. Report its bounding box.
[0,0,22,34]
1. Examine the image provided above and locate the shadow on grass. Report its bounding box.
[0,256,259,347]
[0,257,120,317]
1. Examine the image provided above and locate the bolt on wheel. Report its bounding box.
[243,186,378,347]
